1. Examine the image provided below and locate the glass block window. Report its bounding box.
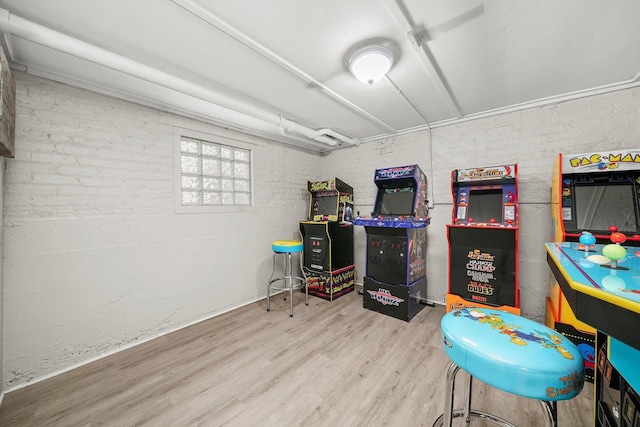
[180,137,251,206]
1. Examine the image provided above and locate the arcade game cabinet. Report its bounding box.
[446,164,520,314]
[546,149,640,383]
[352,164,430,322]
[299,178,355,300]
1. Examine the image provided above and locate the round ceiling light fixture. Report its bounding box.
[348,45,394,85]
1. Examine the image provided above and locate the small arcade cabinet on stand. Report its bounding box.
[299,178,355,301]
[352,164,430,322]
[546,149,640,383]
[446,164,520,314]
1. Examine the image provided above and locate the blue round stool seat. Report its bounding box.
[272,240,303,253]
[441,307,584,401]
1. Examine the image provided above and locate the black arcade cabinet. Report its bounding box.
[352,164,430,321]
[299,178,355,301]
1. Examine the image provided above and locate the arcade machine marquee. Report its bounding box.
[446,164,520,314]
[352,164,430,322]
[299,178,355,301]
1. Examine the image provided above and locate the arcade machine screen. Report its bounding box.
[572,184,638,234]
[313,195,338,219]
[467,189,503,223]
[378,187,415,216]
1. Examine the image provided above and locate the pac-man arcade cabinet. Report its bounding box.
[546,149,640,382]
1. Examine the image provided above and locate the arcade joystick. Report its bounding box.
[489,218,496,224]
[578,231,596,253]
[601,229,627,270]
[468,217,474,223]
[610,231,626,244]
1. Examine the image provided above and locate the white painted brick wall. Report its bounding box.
[2,73,317,391]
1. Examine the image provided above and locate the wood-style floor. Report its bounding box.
[0,291,593,426]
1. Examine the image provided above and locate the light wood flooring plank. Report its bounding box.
[0,291,593,426]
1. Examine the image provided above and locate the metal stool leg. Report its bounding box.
[299,249,308,306]
[267,250,305,317]
[539,400,557,427]
[433,361,518,427]
[463,370,472,425]
[266,252,278,312]
[442,361,459,427]
[283,253,290,302]
[286,252,293,317]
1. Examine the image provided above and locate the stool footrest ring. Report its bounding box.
[268,277,306,292]
[433,410,517,427]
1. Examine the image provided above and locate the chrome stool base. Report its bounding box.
[432,362,557,427]
[267,241,307,317]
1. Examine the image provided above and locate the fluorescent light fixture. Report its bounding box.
[348,45,394,85]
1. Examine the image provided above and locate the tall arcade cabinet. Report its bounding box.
[299,178,355,300]
[446,164,520,314]
[352,164,430,322]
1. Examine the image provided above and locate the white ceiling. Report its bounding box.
[1,0,639,152]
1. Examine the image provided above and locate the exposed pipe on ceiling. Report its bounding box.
[384,0,463,119]
[385,74,430,125]
[0,7,356,149]
[278,115,337,146]
[171,0,396,134]
[314,128,361,147]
